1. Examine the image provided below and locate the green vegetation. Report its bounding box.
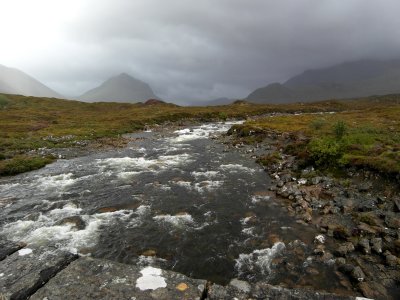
[0,94,9,109]
[238,95,400,175]
[256,151,282,166]
[1,93,400,176]
[0,155,54,176]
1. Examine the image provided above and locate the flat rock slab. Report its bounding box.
[0,240,24,261]
[0,246,77,300]
[31,257,207,300]
[208,281,362,300]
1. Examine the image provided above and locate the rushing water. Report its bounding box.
[0,122,348,291]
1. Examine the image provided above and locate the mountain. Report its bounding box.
[247,59,400,103]
[0,64,62,98]
[78,73,159,103]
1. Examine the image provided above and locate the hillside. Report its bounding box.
[0,64,62,98]
[78,73,159,103]
[247,59,400,103]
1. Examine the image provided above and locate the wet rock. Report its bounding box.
[358,281,387,299]
[332,226,351,240]
[350,266,366,282]
[358,183,372,192]
[56,216,86,230]
[31,257,206,299]
[370,238,383,254]
[385,214,400,229]
[0,247,77,299]
[393,198,400,212]
[358,239,371,255]
[338,263,355,274]
[357,199,377,212]
[142,249,157,257]
[314,234,325,244]
[208,281,355,300]
[357,222,377,235]
[336,257,346,266]
[229,278,251,293]
[384,251,400,267]
[311,177,323,185]
[0,240,25,261]
[336,242,355,256]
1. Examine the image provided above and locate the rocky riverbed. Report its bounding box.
[221,126,400,299]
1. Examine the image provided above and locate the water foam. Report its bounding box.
[220,164,256,173]
[251,195,271,204]
[153,213,194,227]
[97,153,193,174]
[194,180,224,193]
[235,242,286,276]
[0,205,134,254]
[191,170,220,179]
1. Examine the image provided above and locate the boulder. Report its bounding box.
[30,257,207,299]
[336,242,355,256]
[358,239,371,255]
[0,246,77,299]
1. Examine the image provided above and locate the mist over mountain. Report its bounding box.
[0,64,62,98]
[247,59,400,103]
[78,73,159,103]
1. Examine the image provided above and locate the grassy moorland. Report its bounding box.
[231,95,400,176]
[1,93,400,176]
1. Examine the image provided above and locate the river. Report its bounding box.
[0,121,347,292]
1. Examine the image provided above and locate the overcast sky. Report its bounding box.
[1,0,400,103]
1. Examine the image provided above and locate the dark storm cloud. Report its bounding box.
[13,0,400,103]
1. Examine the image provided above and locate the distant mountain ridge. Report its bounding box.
[0,64,62,98]
[247,59,400,103]
[78,73,159,103]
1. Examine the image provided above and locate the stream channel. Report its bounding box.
[0,122,347,292]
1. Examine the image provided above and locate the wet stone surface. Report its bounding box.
[0,240,24,261]
[31,257,207,300]
[208,281,358,300]
[0,244,77,299]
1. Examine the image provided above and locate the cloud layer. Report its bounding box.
[1,0,400,103]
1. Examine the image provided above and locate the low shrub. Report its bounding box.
[307,137,345,167]
[0,155,54,176]
[309,118,326,130]
[333,120,347,140]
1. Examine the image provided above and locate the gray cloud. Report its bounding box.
[4,0,400,103]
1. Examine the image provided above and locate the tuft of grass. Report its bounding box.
[257,151,282,166]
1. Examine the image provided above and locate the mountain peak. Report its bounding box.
[247,58,400,104]
[0,64,62,98]
[78,73,159,103]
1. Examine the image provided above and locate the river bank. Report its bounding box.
[221,123,400,299]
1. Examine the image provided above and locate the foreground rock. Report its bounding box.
[208,280,360,300]
[31,257,207,300]
[0,246,77,299]
[0,240,24,261]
